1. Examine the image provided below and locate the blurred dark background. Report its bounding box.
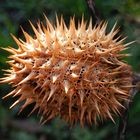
[0,0,140,140]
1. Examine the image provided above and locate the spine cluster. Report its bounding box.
[0,16,132,126]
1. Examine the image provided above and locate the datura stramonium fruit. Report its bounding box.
[0,16,133,127]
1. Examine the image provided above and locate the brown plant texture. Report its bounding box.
[0,16,133,127]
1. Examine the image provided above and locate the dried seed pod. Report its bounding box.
[0,16,133,127]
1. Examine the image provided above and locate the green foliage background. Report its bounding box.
[0,0,140,140]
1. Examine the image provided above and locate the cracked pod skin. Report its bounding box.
[0,16,132,127]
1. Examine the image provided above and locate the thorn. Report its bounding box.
[2,47,17,54]
[47,85,56,101]
[28,104,38,117]
[44,15,54,32]
[71,73,79,78]
[29,20,40,38]
[110,21,118,34]
[78,90,84,107]
[18,72,36,85]
[111,87,128,96]
[0,75,16,84]
[107,110,115,124]
[64,80,70,94]
[80,107,86,127]
[52,75,59,83]
[124,40,136,47]
[11,34,25,51]
[2,90,16,99]
[18,98,34,115]
[10,100,19,109]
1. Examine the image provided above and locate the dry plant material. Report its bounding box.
[0,16,133,127]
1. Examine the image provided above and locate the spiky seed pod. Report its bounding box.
[0,16,133,127]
